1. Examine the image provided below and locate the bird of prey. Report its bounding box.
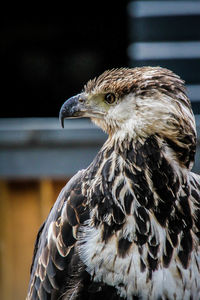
[27,67,200,300]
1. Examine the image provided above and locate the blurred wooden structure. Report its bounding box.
[0,179,66,300]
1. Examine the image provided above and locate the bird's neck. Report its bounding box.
[88,133,184,227]
[105,132,179,172]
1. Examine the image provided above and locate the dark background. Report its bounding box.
[1,3,128,118]
[1,1,200,118]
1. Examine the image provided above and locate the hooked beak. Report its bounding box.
[59,94,86,128]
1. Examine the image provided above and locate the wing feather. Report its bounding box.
[27,170,88,300]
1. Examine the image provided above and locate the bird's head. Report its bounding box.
[59,67,196,169]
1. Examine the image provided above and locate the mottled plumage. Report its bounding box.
[27,67,200,300]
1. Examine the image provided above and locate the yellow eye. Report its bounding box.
[104,93,116,104]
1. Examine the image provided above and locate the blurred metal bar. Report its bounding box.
[128,1,200,18]
[0,117,95,131]
[0,118,107,178]
[187,85,200,102]
[0,118,200,178]
[128,41,200,61]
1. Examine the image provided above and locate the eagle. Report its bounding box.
[27,67,200,300]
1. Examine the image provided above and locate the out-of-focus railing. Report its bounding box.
[0,117,199,177]
[0,118,107,179]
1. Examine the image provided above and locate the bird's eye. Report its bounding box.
[104,93,116,104]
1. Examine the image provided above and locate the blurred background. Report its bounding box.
[0,1,200,299]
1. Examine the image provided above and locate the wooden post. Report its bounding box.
[0,181,13,300]
[39,179,54,222]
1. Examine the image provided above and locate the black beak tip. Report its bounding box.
[60,117,64,128]
[59,109,65,128]
[59,95,81,128]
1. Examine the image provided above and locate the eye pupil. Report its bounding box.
[105,93,115,104]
